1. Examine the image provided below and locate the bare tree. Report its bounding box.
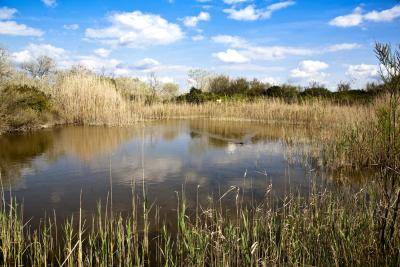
[147,72,161,103]
[337,81,351,92]
[161,82,179,101]
[22,55,56,79]
[187,69,214,92]
[0,47,12,83]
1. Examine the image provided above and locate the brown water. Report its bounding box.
[0,119,330,224]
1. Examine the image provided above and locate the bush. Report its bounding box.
[178,87,206,104]
[332,90,375,105]
[0,84,53,131]
[266,84,299,100]
[209,75,230,94]
[301,86,332,98]
[247,79,267,97]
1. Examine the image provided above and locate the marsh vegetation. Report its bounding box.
[0,44,399,266]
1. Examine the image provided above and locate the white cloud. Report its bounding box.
[346,64,380,80]
[41,0,57,7]
[291,60,329,83]
[77,56,121,73]
[223,1,295,21]
[183,11,210,27]
[63,24,79,30]
[0,21,43,36]
[212,35,361,64]
[263,0,296,18]
[223,0,248,4]
[85,11,184,48]
[213,35,313,62]
[244,45,313,60]
[330,5,400,27]
[326,43,361,52]
[0,7,17,20]
[12,43,67,64]
[364,5,400,22]
[94,48,111,58]
[213,49,250,63]
[223,5,260,21]
[192,34,204,41]
[132,58,160,70]
[211,35,248,48]
[261,77,281,85]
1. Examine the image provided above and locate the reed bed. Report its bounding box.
[35,72,373,130]
[0,183,398,266]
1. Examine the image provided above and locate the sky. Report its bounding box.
[0,0,399,90]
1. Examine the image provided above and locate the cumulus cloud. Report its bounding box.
[0,7,17,20]
[290,60,329,83]
[192,34,204,41]
[244,45,313,61]
[41,0,57,7]
[223,1,295,21]
[211,35,248,48]
[346,64,380,80]
[132,58,160,70]
[94,48,111,58]
[0,21,43,37]
[12,43,68,64]
[183,11,210,27]
[326,43,361,52]
[223,0,248,4]
[212,35,313,63]
[330,5,400,27]
[261,76,281,85]
[0,7,43,37]
[63,24,79,30]
[85,11,184,48]
[213,49,250,63]
[212,34,361,64]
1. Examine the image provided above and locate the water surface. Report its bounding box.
[0,120,326,223]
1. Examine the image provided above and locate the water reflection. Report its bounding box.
[0,120,320,223]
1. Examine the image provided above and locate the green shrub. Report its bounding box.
[0,84,53,131]
[301,87,332,98]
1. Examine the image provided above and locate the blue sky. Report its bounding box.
[0,0,399,90]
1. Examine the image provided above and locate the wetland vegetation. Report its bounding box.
[0,44,399,266]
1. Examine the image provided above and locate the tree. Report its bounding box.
[209,75,230,94]
[161,82,179,101]
[248,79,266,96]
[229,77,249,95]
[0,47,12,83]
[187,69,214,92]
[22,55,56,79]
[337,81,351,92]
[147,72,162,103]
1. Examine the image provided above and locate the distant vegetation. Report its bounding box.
[0,45,385,134]
[178,77,384,104]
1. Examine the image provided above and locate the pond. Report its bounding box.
[0,119,335,225]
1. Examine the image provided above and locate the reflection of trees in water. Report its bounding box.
[0,122,186,187]
[0,131,54,186]
[187,119,314,150]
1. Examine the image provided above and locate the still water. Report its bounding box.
[0,120,326,223]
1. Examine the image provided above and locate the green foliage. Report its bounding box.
[0,84,53,131]
[209,75,230,94]
[301,86,332,98]
[266,85,299,99]
[177,87,206,104]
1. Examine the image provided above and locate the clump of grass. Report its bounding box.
[50,72,135,125]
[0,183,399,266]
